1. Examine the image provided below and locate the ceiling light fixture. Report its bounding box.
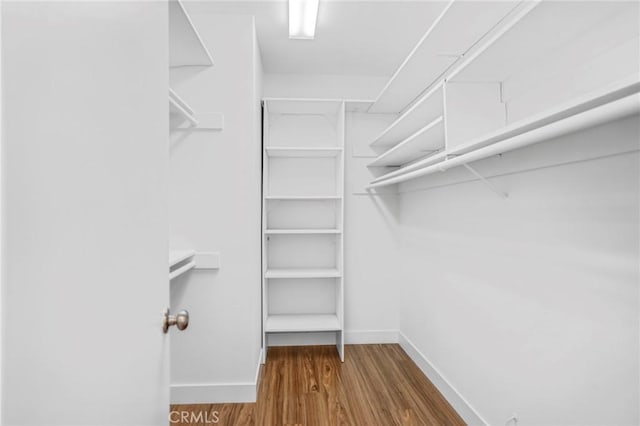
[289,0,319,40]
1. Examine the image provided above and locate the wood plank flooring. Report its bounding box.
[170,344,465,426]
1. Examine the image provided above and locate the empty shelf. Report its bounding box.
[265,268,342,279]
[265,195,342,200]
[169,0,214,67]
[265,98,343,115]
[169,89,197,126]
[450,76,640,156]
[371,150,448,184]
[265,147,343,157]
[450,2,636,84]
[369,1,518,113]
[265,314,341,332]
[371,84,443,148]
[169,249,196,268]
[265,229,342,235]
[169,261,196,281]
[369,116,444,167]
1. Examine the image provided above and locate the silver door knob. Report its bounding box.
[163,308,189,333]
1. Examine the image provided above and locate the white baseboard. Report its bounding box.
[398,332,488,426]
[254,348,263,393]
[171,382,256,404]
[345,329,399,344]
[267,331,336,347]
[170,349,263,404]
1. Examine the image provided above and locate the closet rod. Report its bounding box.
[368,93,639,188]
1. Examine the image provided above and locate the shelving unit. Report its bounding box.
[265,195,341,201]
[262,98,345,363]
[371,84,444,148]
[368,0,640,189]
[170,250,196,268]
[168,0,224,131]
[265,269,342,279]
[169,250,196,281]
[368,116,444,167]
[168,0,221,285]
[169,88,198,126]
[169,0,214,68]
[265,147,343,157]
[368,1,519,114]
[265,229,342,235]
[168,250,221,280]
[265,314,341,333]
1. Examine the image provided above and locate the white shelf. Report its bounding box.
[265,98,343,115]
[265,229,341,235]
[265,314,341,332]
[169,261,196,281]
[169,249,196,281]
[369,116,444,167]
[371,151,448,184]
[450,76,640,157]
[371,84,443,148]
[169,249,196,268]
[450,2,636,84]
[169,89,197,126]
[169,88,224,130]
[169,0,214,67]
[265,195,341,201]
[369,78,640,188]
[265,269,342,279]
[369,1,518,113]
[262,99,345,363]
[265,147,343,158]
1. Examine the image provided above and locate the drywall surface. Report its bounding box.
[263,73,388,101]
[2,2,169,424]
[397,116,640,425]
[169,14,262,403]
[344,112,401,341]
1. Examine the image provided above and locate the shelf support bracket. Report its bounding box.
[462,163,508,199]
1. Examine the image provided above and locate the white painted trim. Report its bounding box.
[171,349,263,404]
[170,382,256,404]
[0,1,3,419]
[398,332,488,425]
[254,348,263,393]
[344,329,399,344]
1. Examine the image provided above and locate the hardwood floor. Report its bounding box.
[170,344,465,426]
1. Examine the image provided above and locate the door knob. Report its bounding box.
[163,308,189,333]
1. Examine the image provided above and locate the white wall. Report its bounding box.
[397,116,640,425]
[344,112,400,342]
[169,13,263,403]
[263,73,388,101]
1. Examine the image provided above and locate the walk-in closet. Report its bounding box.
[1,1,639,425]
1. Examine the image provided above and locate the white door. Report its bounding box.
[1,2,170,424]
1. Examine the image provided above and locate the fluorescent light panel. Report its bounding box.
[289,0,319,40]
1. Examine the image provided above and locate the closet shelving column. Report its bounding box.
[168,0,219,280]
[262,99,345,363]
[366,1,640,188]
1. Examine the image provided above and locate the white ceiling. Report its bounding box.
[188,1,448,76]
